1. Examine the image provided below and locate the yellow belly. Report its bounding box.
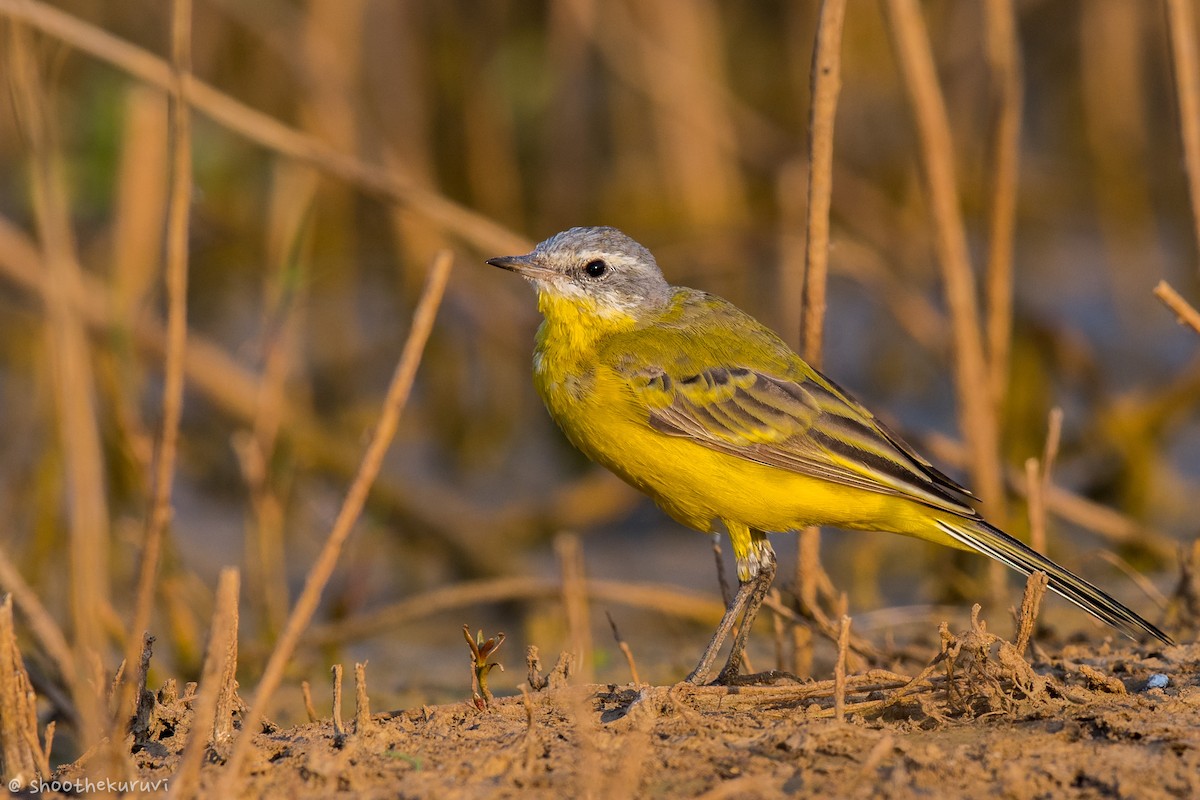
[539,363,944,540]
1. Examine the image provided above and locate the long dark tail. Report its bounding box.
[934,518,1174,646]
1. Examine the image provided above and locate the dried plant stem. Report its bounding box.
[330,665,344,739]
[119,0,192,743]
[793,0,848,673]
[0,0,528,255]
[1013,571,1048,656]
[606,612,641,686]
[353,663,373,735]
[7,21,108,747]
[982,0,1022,410]
[800,0,847,366]
[0,595,47,786]
[1166,0,1200,259]
[1155,280,1200,336]
[301,682,318,724]
[217,251,452,789]
[833,614,851,722]
[883,1,1005,546]
[168,568,239,800]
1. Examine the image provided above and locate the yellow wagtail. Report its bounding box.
[488,226,1173,684]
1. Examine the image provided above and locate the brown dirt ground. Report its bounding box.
[53,626,1200,799]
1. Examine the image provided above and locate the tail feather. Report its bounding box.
[934,518,1174,646]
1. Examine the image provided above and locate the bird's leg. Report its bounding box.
[687,527,776,685]
[686,576,757,685]
[716,543,776,684]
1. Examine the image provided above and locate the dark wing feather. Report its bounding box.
[626,362,975,517]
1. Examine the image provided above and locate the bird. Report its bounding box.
[487,226,1173,685]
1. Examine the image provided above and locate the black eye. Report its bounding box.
[584,259,608,278]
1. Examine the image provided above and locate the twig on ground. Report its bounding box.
[606,612,641,686]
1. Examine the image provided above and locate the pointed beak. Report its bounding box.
[485,254,532,272]
[486,253,555,280]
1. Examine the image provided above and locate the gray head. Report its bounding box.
[487,226,672,316]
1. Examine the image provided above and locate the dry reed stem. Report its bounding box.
[556,533,593,683]
[330,665,344,739]
[119,0,192,746]
[353,662,373,735]
[0,595,46,786]
[1013,571,1047,656]
[0,0,529,256]
[217,250,452,789]
[1024,459,1046,556]
[0,544,75,688]
[7,22,109,747]
[1155,280,1200,336]
[794,0,848,671]
[883,0,1006,596]
[833,614,851,722]
[982,0,1022,412]
[129,634,156,750]
[1166,0,1200,260]
[300,682,318,724]
[168,568,239,800]
[801,0,847,368]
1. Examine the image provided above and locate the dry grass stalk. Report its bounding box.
[833,614,851,722]
[217,250,452,789]
[800,0,847,368]
[353,663,373,735]
[982,0,1022,409]
[168,568,239,799]
[119,0,193,748]
[1154,280,1200,337]
[1165,0,1200,257]
[793,0,848,685]
[0,595,47,786]
[1013,571,1047,657]
[556,533,593,683]
[129,634,157,751]
[7,21,109,749]
[0,0,529,255]
[330,665,344,739]
[883,0,1006,595]
[301,681,318,724]
[526,646,547,692]
[605,612,641,686]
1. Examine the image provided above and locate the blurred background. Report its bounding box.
[1,0,1198,743]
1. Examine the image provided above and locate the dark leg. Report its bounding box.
[716,548,777,684]
[686,577,758,685]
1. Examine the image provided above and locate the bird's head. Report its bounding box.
[487,226,671,318]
